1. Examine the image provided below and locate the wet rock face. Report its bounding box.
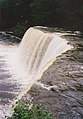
[27,34,83,119]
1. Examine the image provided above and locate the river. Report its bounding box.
[0,27,83,119]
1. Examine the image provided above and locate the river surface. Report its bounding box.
[0,28,83,119]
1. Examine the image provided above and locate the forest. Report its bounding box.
[0,0,83,36]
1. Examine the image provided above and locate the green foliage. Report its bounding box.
[30,0,83,30]
[7,101,52,119]
[12,23,28,37]
[0,0,32,30]
[30,0,58,25]
[0,0,83,34]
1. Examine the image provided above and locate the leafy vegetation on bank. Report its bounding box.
[0,0,83,37]
[7,101,52,119]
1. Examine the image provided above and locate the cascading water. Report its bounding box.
[0,27,73,118]
[18,27,72,81]
[10,27,72,100]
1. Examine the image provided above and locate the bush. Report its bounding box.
[7,101,52,119]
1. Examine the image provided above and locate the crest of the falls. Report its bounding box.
[18,27,72,82]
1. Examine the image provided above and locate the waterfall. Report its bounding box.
[5,27,73,99]
[6,27,71,102]
[0,27,73,118]
[18,27,72,82]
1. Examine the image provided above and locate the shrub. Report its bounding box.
[7,100,52,119]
